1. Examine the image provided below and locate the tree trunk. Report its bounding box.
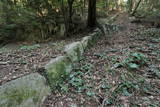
[60,0,68,36]
[131,0,142,16]
[68,0,74,24]
[67,0,74,32]
[84,0,86,8]
[87,0,96,28]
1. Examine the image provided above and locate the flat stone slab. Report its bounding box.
[0,73,50,107]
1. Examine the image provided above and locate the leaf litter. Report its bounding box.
[43,13,160,107]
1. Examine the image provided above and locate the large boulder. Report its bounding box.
[45,56,72,89]
[0,73,50,107]
[64,42,84,62]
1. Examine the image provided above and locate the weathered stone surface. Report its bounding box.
[81,36,93,49]
[101,25,107,35]
[93,28,102,36]
[97,18,109,25]
[64,42,84,62]
[45,56,72,89]
[89,29,102,44]
[93,28,102,39]
[58,24,66,37]
[0,73,50,107]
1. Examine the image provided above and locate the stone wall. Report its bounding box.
[0,28,102,107]
[0,13,120,107]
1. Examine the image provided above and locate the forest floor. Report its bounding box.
[43,13,160,107]
[0,35,85,85]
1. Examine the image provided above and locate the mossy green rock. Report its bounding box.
[81,28,102,49]
[89,31,101,44]
[93,28,102,36]
[81,36,93,49]
[0,73,51,107]
[64,42,84,62]
[45,56,72,89]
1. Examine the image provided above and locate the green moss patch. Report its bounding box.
[64,42,84,62]
[0,73,50,107]
[45,56,72,90]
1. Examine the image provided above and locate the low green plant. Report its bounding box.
[121,52,148,70]
[86,91,95,97]
[94,52,107,59]
[68,71,86,92]
[148,65,160,79]
[59,84,69,93]
[100,83,112,90]
[109,55,119,64]
[81,63,93,72]
[114,81,139,96]
[20,44,40,50]
[104,98,113,105]
[138,28,160,38]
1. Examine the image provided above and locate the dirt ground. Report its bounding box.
[43,13,160,107]
[0,35,84,85]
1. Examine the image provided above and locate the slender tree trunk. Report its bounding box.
[60,0,68,36]
[87,0,96,28]
[68,0,74,24]
[67,0,75,33]
[131,0,142,16]
[84,0,86,8]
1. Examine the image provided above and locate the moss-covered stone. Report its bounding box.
[45,56,72,89]
[64,42,84,62]
[93,28,102,36]
[88,28,102,43]
[0,73,51,107]
[81,36,93,50]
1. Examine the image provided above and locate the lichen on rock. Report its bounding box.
[45,56,72,89]
[0,73,50,107]
[64,42,84,62]
[81,36,93,49]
